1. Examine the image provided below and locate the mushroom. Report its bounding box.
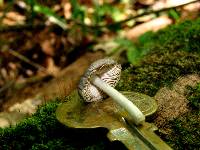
[78,58,145,125]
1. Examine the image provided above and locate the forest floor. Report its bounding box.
[0,1,199,149]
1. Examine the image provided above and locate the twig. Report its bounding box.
[115,0,199,26]
[13,75,53,90]
[76,0,199,29]
[8,49,48,74]
[0,23,45,32]
[0,81,14,95]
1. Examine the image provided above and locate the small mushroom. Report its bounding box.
[78,58,145,125]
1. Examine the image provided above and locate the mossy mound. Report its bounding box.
[159,84,200,150]
[0,18,200,149]
[186,83,200,109]
[165,111,199,150]
[117,51,200,96]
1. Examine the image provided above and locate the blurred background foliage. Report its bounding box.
[0,0,199,79]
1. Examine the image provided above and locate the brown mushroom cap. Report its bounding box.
[78,58,122,102]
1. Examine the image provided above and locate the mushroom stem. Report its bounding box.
[91,76,145,125]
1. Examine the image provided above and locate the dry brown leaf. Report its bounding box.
[138,0,155,5]
[181,1,200,19]
[8,98,42,115]
[0,118,10,128]
[62,0,72,19]
[1,68,8,80]
[0,11,25,25]
[125,16,172,41]
[183,1,200,11]
[39,31,57,56]
[41,39,55,56]
[151,0,197,10]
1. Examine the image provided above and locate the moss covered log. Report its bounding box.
[117,18,200,96]
[0,18,200,150]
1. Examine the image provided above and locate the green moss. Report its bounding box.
[125,18,200,65]
[0,100,113,150]
[117,51,200,96]
[159,84,200,150]
[138,18,200,54]
[186,83,200,109]
[162,111,199,150]
[116,18,200,96]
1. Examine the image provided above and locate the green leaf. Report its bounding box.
[168,9,180,21]
[138,31,154,45]
[70,0,85,23]
[116,38,142,65]
[26,0,67,29]
[127,46,141,65]
[33,4,67,29]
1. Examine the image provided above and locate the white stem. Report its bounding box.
[91,76,145,125]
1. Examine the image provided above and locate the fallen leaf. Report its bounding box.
[138,0,155,5]
[0,11,25,25]
[125,16,172,41]
[151,0,197,10]
[62,0,72,19]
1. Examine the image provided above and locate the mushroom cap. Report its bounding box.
[78,58,122,102]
